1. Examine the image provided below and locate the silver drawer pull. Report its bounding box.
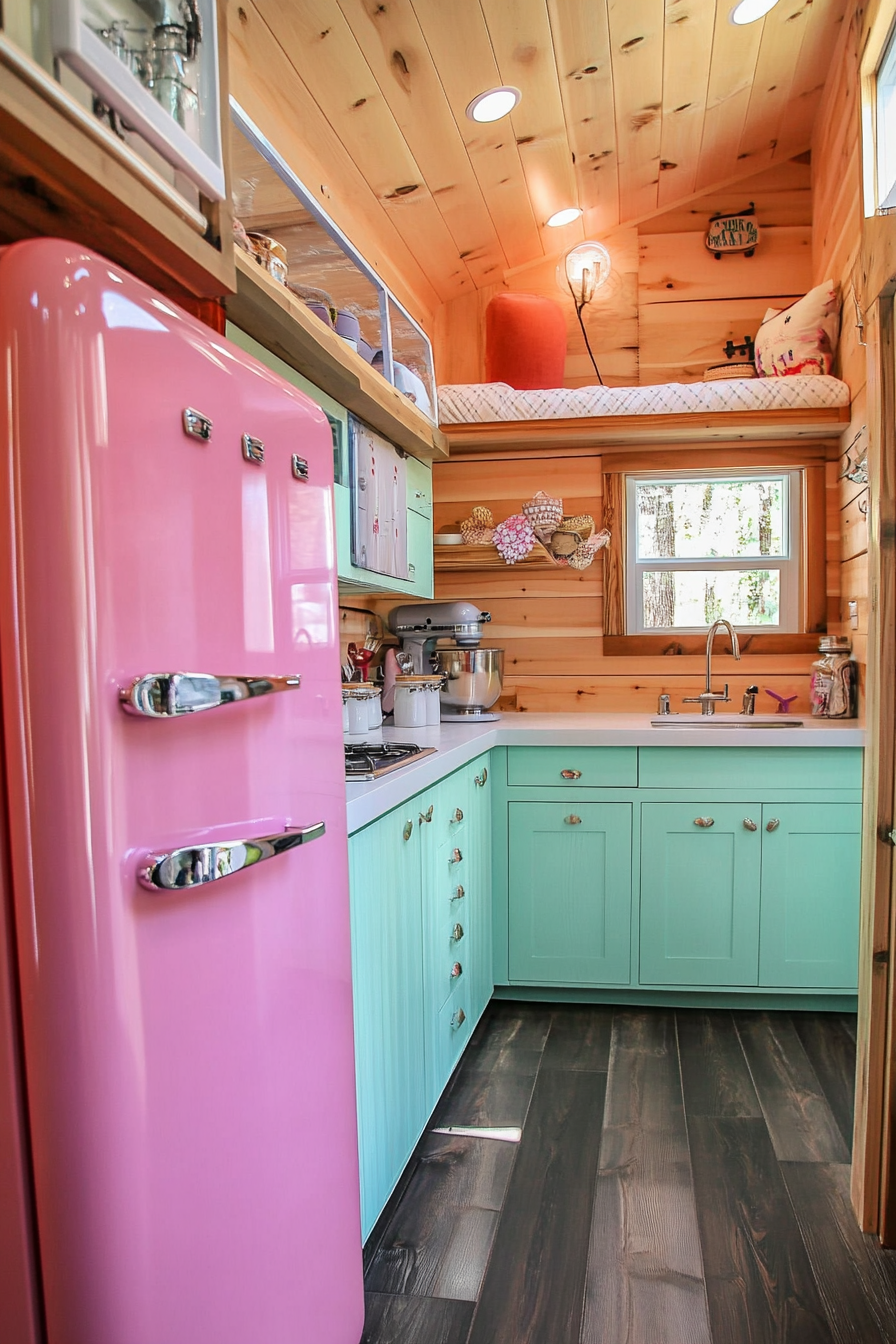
[138,822,325,891]
[451,961,463,979]
[451,808,464,823]
[694,817,714,828]
[403,820,413,842]
[419,805,433,825]
[565,814,582,825]
[743,818,758,832]
[452,923,464,942]
[121,672,301,718]
[292,455,309,481]
[449,848,463,864]
[452,885,465,901]
[474,767,488,787]
[451,1007,466,1031]
[766,818,780,832]
[561,769,582,780]
[183,407,212,440]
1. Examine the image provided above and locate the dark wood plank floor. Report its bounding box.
[361,1003,896,1344]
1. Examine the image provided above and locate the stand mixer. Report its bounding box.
[388,602,504,722]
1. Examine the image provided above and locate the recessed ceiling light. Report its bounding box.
[546,207,583,227]
[465,86,521,123]
[730,0,779,23]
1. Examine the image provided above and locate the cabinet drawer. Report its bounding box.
[437,986,471,1086]
[639,746,863,791]
[507,747,637,788]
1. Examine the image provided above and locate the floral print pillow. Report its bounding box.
[754,280,840,377]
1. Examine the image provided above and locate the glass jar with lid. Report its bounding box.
[810,636,857,718]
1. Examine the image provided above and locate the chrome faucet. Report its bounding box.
[682,619,741,716]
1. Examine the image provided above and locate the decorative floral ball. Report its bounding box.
[493,513,536,565]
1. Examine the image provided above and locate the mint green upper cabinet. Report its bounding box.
[759,803,862,988]
[508,802,632,984]
[225,321,433,599]
[640,803,763,986]
[349,807,426,1242]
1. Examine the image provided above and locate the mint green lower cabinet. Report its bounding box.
[508,802,632,984]
[349,809,426,1242]
[759,803,862,988]
[639,803,763,986]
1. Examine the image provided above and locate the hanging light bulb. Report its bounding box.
[556,241,612,385]
[556,240,612,304]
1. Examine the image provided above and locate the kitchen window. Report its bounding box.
[624,470,801,634]
[876,23,896,210]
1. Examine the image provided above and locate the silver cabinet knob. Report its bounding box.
[474,767,488,787]
[403,820,413,842]
[561,769,582,780]
[743,819,758,831]
[449,848,463,864]
[419,805,433,825]
[451,808,464,823]
[139,822,325,891]
[452,885,465,901]
[452,923,464,942]
[121,672,301,717]
[565,815,582,825]
[182,407,212,440]
[451,961,462,978]
[451,1007,466,1031]
[766,818,780,832]
[694,817,714,828]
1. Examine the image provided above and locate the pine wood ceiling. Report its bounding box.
[242,0,847,305]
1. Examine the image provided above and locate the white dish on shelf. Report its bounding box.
[434,534,465,545]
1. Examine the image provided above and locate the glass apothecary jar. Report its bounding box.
[50,0,224,198]
[810,636,857,718]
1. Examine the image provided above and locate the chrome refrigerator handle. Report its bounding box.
[120,672,301,717]
[138,823,325,891]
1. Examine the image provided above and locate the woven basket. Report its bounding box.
[522,491,563,542]
[703,361,757,381]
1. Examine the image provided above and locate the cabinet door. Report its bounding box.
[508,802,632,984]
[759,803,861,988]
[640,803,762,986]
[349,808,426,1241]
[469,757,494,1024]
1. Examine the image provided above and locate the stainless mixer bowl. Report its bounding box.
[432,647,504,714]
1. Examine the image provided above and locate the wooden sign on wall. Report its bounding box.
[705,205,760,258]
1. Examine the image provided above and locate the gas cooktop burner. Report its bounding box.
[344,741,437,781]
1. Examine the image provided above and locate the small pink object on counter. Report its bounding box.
[382,646,400,714]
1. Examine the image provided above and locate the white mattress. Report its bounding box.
[438,375,851,424]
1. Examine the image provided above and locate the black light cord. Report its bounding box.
[575,299,603,386]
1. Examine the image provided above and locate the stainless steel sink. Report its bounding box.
[650,716,804,729]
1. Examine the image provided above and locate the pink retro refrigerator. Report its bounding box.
[0,240,365,1344]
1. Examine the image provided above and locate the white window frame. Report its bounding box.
[624,469,802,635]
[861,7,896,217]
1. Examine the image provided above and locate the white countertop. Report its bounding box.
[344,713,865,832]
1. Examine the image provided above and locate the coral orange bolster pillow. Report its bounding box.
[485,292,567,390]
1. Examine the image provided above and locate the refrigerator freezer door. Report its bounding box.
[0,241,364,1344]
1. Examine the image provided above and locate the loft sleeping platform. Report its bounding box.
[438,375,851,450]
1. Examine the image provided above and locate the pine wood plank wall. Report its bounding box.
[811,0,867,689]
[429,446,837,713]
[434,157,816,389]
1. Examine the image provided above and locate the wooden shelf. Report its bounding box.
[226,249,448,462]
[443,405,851,452]
[434,540,561,571]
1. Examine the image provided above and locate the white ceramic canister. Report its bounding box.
[423,676,442,727]
[342,683,370,734]
[367,686,383,729]
[393,677,428,730]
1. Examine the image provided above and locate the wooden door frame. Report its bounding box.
[851,265,896,1237]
